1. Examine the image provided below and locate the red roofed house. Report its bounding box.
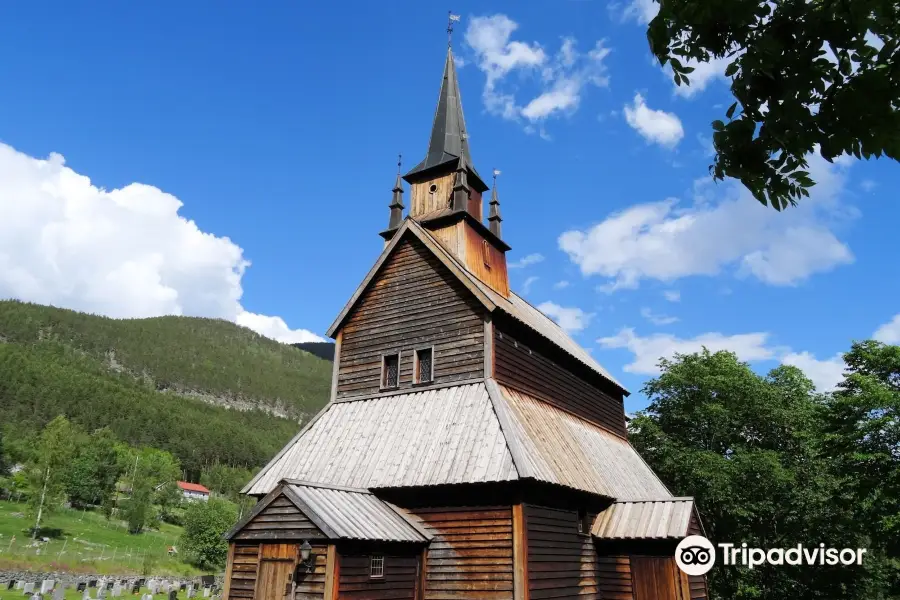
[178,481,210,502]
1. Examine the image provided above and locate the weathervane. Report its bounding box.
[492,168,501,186]
[447,11,460,47]
[397,153,402,175]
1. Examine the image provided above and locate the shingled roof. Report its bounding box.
[242,381,668,499]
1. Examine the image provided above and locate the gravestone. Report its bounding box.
[82,590,91,600]
[179,585,186,592]
[105,582,113,591]
[97,587,105,600]
[168,591,177,600]
[111,584,122,597]
[202,589,210,598]
[142,595,153,600]
[88,581,97,589]
[131,584,140,595]
[7,581,16,591]
[76,584,86,593]
[16,582,24,590]
[41,582,54,594]
[23,583,34,595]
[52,587,64,600]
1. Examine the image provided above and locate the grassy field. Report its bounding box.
[0,501,204,576]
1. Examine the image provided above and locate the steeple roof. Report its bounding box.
[404,48,484,188]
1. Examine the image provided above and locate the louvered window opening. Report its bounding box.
[382,354,399,388]
[416,348,433,383]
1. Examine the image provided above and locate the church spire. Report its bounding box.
[380,155,405,241]
[488,169,502,238]
[403,46,486,192]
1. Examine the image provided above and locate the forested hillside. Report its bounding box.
[0,300,332,476]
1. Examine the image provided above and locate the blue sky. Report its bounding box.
[0,1,897,413]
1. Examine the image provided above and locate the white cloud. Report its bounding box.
[668,56,732,98]
[623,94,684,148]
[465,15,610,127]
[620,0,659,24]
[663,290,681,302]
[0,142,325,344]
[509,253,545,268]
[235,312,324,344]
[860,179,877,192]
[640,307,679,325]
[559,153,855,291]
[537,301,594,333]
[522,276,539,294]
[782,351,845,392]
[553,280,570,290]
[598,328,777,375]
[874,314,900,344]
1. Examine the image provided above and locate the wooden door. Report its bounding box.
[254,544,297,600]
[631,556,681,600]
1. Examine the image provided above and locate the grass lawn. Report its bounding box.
[0,501,204,576]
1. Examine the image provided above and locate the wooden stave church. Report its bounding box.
[223,44,708,600]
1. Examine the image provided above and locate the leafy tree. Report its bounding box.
[181,498,238,571]
[120,446,181,534]
[66,427,123,509]
[648,0,899,210]
[630,349,880,599]
[201,464,254,502]
[26,416,78,537]
[157,481,184,525]
[821,341,900,577]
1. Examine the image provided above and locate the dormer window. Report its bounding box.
[415,347,434,384]
[381,353,400,389]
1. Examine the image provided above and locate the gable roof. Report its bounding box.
[243,380,669,501]
[226,480,430,543]
[591,498,697,540]
[326,219,627,394]
[177,481,209,494]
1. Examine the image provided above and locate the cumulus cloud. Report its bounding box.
[0,142,324,344]
[537,302,594,333]
[668,56,733,98]
[663,290,681,302]
[522,276,539,294]
[465,15,610,127]
[559,153,855,291]
[640,307,679,325]
[553,280,570,290]
[619,0,659,24]
[509,253,545,269]
[874,313,900,344]
[781,351,846,392]
[598,328,777,375]
[623,93,684,148]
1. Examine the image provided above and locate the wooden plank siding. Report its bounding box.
[524,505,600,600]
[462,222,509,298]
[410,174,454,217]
[228,544,261,600]
[233,496,327,542]
[295,545,329,600]
[337,552,420,600]
[410,506,514,600]
[493,327,626,437]
[685,514,707,599]
[337,237,485,398]
[595,557,633,600]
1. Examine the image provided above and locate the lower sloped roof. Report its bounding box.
[226,480,430,543]
[489,382,672,500]
[243,382,518,496]
[592,498,696,540]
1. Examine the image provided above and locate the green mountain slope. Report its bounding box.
[0,300,332,476]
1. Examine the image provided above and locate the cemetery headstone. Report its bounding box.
[179,585,186,592]
[168,591,177,600]
[131,584,140,595]
[7,581,16,591]
[111,584,122,598]
[41,582,54,595]
[82,590,90,600]
[96,588,105,600]
[202,589,210,598]
[23,583,34,595]
[52,587,64,600]
[88,581,97,589]
[76,584,86,593]
[105,582,113,591]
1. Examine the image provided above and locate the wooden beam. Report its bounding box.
[221,543,235,600]
[483,314,494,379]
[323,545,339,600]
[330,330,342,402]
[513,503,529,600]
[417,547,428,600]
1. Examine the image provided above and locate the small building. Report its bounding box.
[223,29,709,600]
[177,481,210,502]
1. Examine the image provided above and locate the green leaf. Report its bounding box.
[725,62,739,77]
[726,102,738,120]
[712,120,725,131]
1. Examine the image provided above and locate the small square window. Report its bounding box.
[382,354,399,389]
[415,348,434,384]
[577,509,591,535]
[369,555,384,579]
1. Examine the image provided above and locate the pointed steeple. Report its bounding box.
[380,155,405,241]
[488,169,502,238]
[404,48,486,191]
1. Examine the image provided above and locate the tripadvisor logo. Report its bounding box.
[675,536,868,575]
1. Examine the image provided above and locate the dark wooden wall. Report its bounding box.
[294,546,329,600]
[493,326,626,437]
[524,504,600,600]
[410,506,514,600]
[336,552,419,600]
[232,495,326,541]
[685,514,707,600]
[227,544,260,600]
[337,237,485,398]
[595,557,633,600]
